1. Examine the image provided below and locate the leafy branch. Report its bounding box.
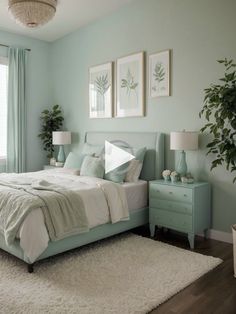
[199,58,236,183]
[121,69,138,96]
[153,62,165,83]
[95,74,110,96]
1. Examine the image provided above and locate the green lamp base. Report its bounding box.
[177,150,187,177]
[57,145,65,163]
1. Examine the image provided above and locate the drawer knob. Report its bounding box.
[169,191,173,195]
[183,194,187,197]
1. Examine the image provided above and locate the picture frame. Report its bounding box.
[116,52,145,117]
[89,62,113,118]
[149,50,170,97]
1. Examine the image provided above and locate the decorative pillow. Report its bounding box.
[80,156,104,178]
[82,143,103,157]
[64,152,87,170]
[104,163,128,183]
[130,147,147,162]
[125,159,143,182]
[54,168,80,176]
[104,146,146,183]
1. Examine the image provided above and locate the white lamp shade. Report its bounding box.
[52,131,71,145]
[170,131,198,151]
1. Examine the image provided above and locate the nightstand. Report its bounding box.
[149,180,211,249]
[43,165,62,170]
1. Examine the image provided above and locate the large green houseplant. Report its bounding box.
[38,105,64,159]
[199,58,236,183]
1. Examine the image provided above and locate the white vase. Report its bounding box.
[50,157,56,166]
[232,224,236,278]
[171,176,178,183]
[163,175,170,181]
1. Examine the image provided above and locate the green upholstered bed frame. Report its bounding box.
[0,132,164,272]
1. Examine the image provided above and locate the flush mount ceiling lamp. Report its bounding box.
[8,0,57,28]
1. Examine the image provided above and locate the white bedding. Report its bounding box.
[123,180,148,211]
[16,170,147,263]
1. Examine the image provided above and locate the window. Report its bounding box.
[0,57,8,161]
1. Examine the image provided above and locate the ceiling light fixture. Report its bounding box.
[8,0,57,28]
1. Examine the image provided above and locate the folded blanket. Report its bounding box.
[0,178,88,246]
[97,182,129,223]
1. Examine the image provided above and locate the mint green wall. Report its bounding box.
[0,30,51,171]
[50,0,236,233]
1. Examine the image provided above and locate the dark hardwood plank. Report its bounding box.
[133,227,236,314]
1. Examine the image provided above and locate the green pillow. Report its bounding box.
[133,147,147,162]
[64,152,87,169]
[104,164,127,183]
[80,156,104,178]
[104,147,146,183]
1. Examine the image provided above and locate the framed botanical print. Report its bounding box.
[116,52,144,117]
[89,62,113,118]
[149,50,170,97]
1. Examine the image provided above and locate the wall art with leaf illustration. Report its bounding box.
[116,52,144,117]
[89,62,113,118]
[149,50,170,97]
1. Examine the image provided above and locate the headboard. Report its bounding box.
[84,132,164,181]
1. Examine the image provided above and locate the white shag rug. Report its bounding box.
[0,234,222,314]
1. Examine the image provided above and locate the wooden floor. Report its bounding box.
[134,227,236,314]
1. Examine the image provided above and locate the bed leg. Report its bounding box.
[27,264,34,273]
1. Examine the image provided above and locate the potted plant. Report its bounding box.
[162,169,171,181]
[38,105,64,161]
[199,58,236,182]
[199,58,236,277]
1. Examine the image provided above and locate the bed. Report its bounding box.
[0,132,164,272]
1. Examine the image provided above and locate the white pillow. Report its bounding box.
[53,168,80,176]
[125,159,143,182]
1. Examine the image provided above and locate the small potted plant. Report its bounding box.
[170,171,179,183]
[162,169,171,181]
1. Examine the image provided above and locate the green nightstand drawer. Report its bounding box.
[149,198,193,215]
[149,184,192,203]
[150,208,193,232]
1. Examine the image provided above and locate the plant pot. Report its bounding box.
[232,224,236,278]
[171,176,178,183]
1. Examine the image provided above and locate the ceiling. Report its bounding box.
[0,0,135,42]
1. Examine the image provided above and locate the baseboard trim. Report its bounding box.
[204,229,233,244]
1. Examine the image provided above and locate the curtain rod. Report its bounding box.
[0,43,31,52]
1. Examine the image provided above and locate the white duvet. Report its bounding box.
[1,169,129,263]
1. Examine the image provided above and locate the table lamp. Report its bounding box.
[52,131,71,163]
[170,130,198,176]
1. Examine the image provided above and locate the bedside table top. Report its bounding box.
[150,180,209,189]
[44,165,63,169]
